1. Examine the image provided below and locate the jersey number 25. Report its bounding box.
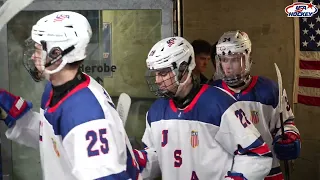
[86,128,109,157]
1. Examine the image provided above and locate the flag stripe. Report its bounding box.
[295,0,320,106]
[300,51,320,61]
[300,60,320,70]
[299,69,320,78]
[299,77,320,88]
[298,94,320,106]
[298,86,320,97]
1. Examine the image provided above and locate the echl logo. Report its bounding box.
[167,38,177,47]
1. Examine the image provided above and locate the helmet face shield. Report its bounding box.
[216,52,251,87]
[215,30,252,87]
[219,53,246,77]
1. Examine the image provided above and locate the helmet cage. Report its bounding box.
[23,37,75,82]
[145,58,191,98]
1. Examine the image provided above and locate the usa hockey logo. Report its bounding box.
[191,130,199,148]
[250,111,259,124]
[167,37,177,47]
[285,2,318,17]
[53,14,70,22]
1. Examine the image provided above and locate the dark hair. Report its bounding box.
[191,39,211,56]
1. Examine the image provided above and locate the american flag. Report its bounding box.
[295,0,320,106]
[53,14,70,22]
[190,130,199,148]
[250,111,259,124]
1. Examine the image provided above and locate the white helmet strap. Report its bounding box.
[174,56,192,83]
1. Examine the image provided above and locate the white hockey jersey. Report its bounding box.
[134,84,273,180]
[5,74,141,180]
[211,76,300,180]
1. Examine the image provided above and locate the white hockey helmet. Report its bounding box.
[145,37,196,97]
[215,30,252,87]
[23,11,92,81]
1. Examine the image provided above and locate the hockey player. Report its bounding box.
[133,36,273,180]
[211,30,301,179]
[0,11,141,180]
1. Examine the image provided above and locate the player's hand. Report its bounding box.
[273,132,301,160]
[224,171,247,180]
[133,149,147,172]
[0,89,33,127]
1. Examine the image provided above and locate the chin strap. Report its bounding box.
[173,75,201,109]
[228,74,252,89]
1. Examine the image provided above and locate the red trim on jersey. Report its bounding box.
[169,84,209,113]
[221,76,259,95]
[241,76,258,95]
[169,99,177,112]
[45,90,53,108]
[284,122,295,126]
[184,84,209,113]
[134,150,147,168]
[248,142,271,156]
[265,173,284,180]
[46,74,91,113]
[222,81,235,95]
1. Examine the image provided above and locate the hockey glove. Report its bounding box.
[225,171,247,180]
[133,149,147,173]
[0,89,32,128]
[273,132,301,160]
